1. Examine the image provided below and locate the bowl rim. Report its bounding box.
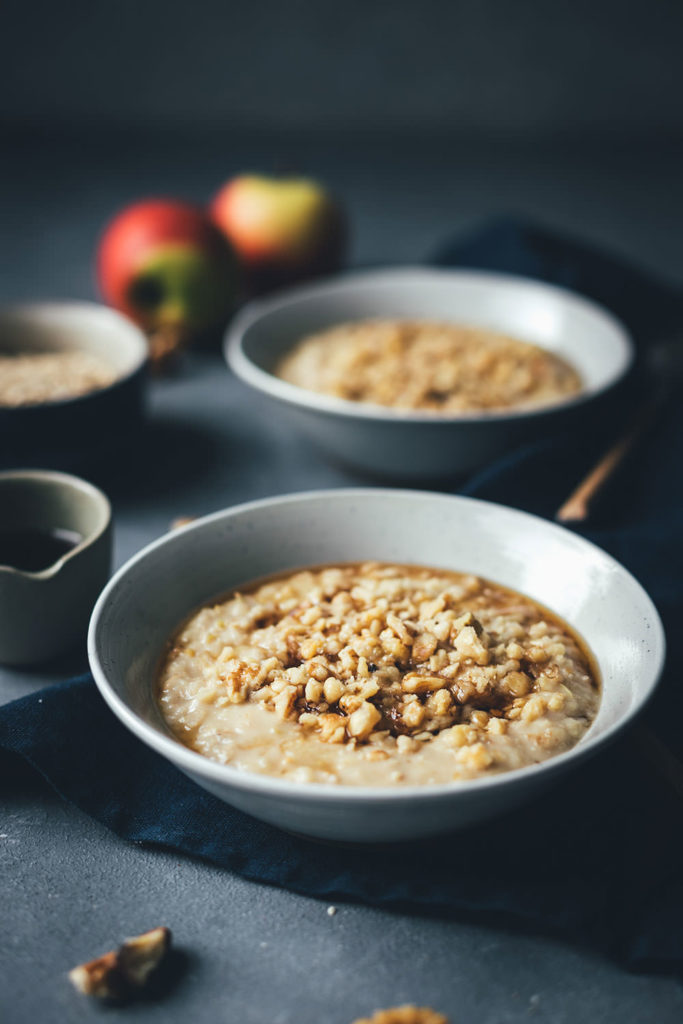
[88,488,666,805]
[0,468,111,579]
[0,300,148,413]
[226,266,635,425]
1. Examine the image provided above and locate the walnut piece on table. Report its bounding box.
[68,926,171,1001]
[351,1006,449,1024]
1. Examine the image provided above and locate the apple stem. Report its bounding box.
[146,325,187,369]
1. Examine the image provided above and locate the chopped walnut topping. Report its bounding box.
[68,927,171,1001]
[412,631,438,662]
[68,952,125,1001]
[159,563,599,784]
[351,1005,449,1024]
[452,624,490,665]
[164,568,507,744]
[118,928,171,988]
[348,701,382,739]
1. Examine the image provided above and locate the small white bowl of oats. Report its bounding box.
[226,268,633,479]
[0,302,148,464]
[88,489,664,842]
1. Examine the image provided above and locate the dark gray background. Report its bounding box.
[2,0,683,139]
[3,4,683,1022]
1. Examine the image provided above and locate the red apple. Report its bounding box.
[97,199,238,357]
[210,175,346,295]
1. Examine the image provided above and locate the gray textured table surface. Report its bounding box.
[2,132,683,1022]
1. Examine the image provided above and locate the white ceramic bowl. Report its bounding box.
[88,489,664,843]
[226,268,633,479]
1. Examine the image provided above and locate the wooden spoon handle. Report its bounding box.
[555,429,638,523]
[555,393,662,524]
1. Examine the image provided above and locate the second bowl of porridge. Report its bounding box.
[226,268,633,479]
[89,489,663,842]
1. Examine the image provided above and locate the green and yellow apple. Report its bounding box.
[210,175,346,294]
[97,199,238,358]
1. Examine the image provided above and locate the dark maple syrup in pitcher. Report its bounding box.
[0,527,82,572]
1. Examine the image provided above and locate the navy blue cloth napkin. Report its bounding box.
[2,220,683,972]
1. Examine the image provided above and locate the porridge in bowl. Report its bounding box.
[0,349,117,407]
[276,319,582,413]
[157,563,599,786]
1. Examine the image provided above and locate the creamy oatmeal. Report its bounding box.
[276,319,581,413]
[0,350,117,407]
[157,563,599,786]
